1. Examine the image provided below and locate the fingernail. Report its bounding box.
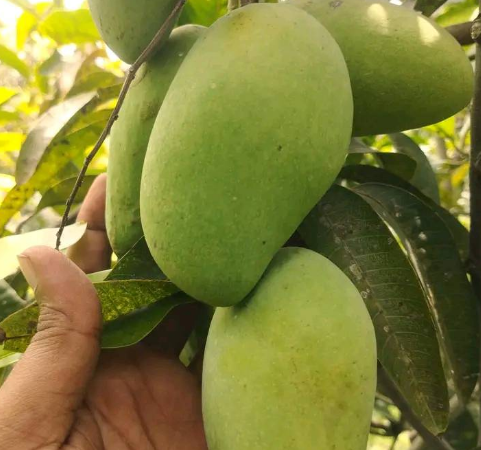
[17,254,38,291]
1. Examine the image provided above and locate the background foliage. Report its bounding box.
[0,0,480,449]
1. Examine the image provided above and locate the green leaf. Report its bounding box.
[435,0,478,27]
[415,0,448,16]
[38,10,101,45]
[438,410,477,450]
[16,92,96,185]
[178,0,227,26]
[0,87,18,106]
[0,111,20,125]
[16,11,38,50]
[101,293,192,348]
[348,138,417,181]
[0,43,29,78]
[35,175,96,214]
[107,237,166,281]
[0,133,24,153]
[87,270,111,283]
[0,279,181,352]
[0,280,26,321]
[0,88,118,232]
[37,50,63,76]
[4,270,29,299]
[389,133,440,204]
[340,165,469,262]
[0,349,21,369]
[67,72,123,98]
[298,185,449,434]
[356,183,479,402]
[0,222,87,279]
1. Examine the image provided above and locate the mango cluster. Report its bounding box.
[89,0,473,448]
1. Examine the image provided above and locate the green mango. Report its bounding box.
[203,247,377,450]
[87,0,182,63]
[140,3,353,306]
[107,25,205,257]
[286,0,474,136]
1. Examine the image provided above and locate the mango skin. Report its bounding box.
[106,25,205,257]
[203,247,377,450]
[140,3,353,306]
[287,0,474,136]
[87,0,181,63]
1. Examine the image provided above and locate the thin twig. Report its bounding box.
[470,13,481,447]
[378,367,455,450]
[55,0,186,250]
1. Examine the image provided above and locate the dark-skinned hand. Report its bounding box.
[0,174,207,450]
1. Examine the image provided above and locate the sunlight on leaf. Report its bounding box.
[0,222,86,279]
[0,132,24,153]
[16,92,96,185]
[38,9,101,45]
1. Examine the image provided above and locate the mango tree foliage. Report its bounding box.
[0,0,479,449]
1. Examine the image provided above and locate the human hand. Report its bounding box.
[0,175,207,450]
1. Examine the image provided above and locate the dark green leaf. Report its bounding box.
[355,183,479,402]
[0,280,26,321]
[37,50,63,76]
[1,279,181,352]
[0,43,29,78]
[102,293,193,348]
[298,185,448,434]
[348,138,417,181]
[4,271,29,299]
[36,175,96,213]
[16,92,96,185]
[178,0,227,26]
[443,410,478,450]
[340,165,469,262]
[38,10,101,45]
[107,237,165,281]
[389,133,440,203]
[414,0,448,16]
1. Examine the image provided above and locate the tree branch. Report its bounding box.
[377,367,455,450]
[470,13,481,448]
[55,0,186,250]
[446,21,474,46]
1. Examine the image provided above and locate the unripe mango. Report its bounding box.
[140,3,353,306]
[106,25,205,257]
[286,0,474,136]
[203,247,377,450]
[87,0,182,63]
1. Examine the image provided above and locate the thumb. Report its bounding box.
[0,246,101,448]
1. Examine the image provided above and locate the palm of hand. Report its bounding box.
[66,345,206,450]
